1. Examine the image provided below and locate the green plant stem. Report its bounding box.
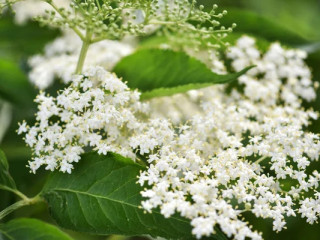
[75,30,93,74]
[45,0,91,74]
[0,185,28,200]
[256,156,268,164]
[0,195,44,221]
[75,40,90,74]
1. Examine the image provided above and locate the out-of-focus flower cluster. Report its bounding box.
[28,31,133,89]
[0,0,71,24]
[12,0,70,24]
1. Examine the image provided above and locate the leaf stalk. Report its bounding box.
[0,184,28,200]
[0,195,44,221]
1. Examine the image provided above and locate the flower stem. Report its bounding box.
[0,195,44,221]
[75,39,90,74]
[0,184,28,200]
[256,156,268,164]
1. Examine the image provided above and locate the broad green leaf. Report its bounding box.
[0,149,16,189]
[0,58,35,106]
[141,66,252,100]
[42,152,227,240]
[0,15,55,106]
[113,49,251,99]
[224,0,320,41]
[141,83,213,100]
[199,0,320,41]
[220,9,311,46]
[0,218,72,240]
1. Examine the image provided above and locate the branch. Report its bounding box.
[0,184,28,200]
[0,195,44,220]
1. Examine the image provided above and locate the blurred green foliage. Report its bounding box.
[201,0,320,41]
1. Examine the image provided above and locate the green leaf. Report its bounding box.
[220,8,310,46]
[141,65,252,100]
[0,218,73,240]
[0,15,55,106]
[42,152,227,240]
[0,15,59,59]
[0,149,16,189]
[113,49,251,99]
[141,83,213,100]
[221,0,320,41]
[0,58,35,106]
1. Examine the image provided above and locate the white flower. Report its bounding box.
[191,217,215,239]
[139,36,320,239]
[20,35,320,240]
[19,66,146,173]
[17,121,28,134]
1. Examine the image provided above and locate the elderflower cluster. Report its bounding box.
[18,66,148,173]
[138,37,320,239]
[17,33,320,239]
[150,36,317,122]
[28,31,133,89]
[227,36,317,104]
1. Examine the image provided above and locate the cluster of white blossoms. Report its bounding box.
[227,36,317,104]
[18,30,320,239]
[29,31,134,89]
[138,36,320,239]
[18,66,148,173]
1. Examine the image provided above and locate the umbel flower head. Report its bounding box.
[138,37,320,239]
[18,66,148,173]
[18,36,320,240]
